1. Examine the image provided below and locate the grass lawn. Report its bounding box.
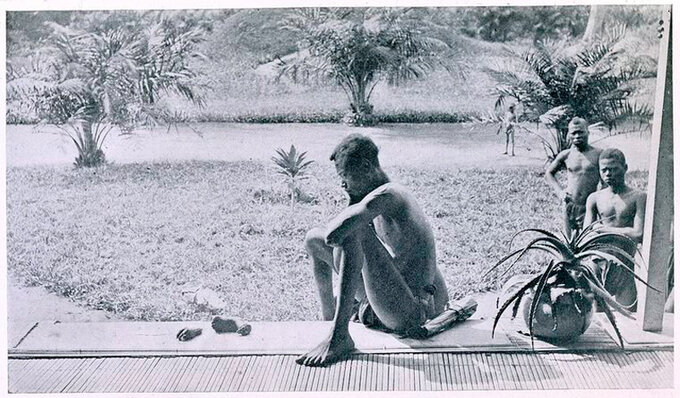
[6,158,648,322]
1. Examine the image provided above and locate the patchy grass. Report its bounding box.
[6,162,648,321]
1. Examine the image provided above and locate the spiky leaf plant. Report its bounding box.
[487,222,660,348]
[271,145,315,208]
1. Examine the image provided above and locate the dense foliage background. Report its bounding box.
[6,6,663,124]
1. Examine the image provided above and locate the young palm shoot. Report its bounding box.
[271,145,314,208]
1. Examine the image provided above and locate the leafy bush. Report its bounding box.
[195,111,344,124]
[196,111,473,124]
[7,11,210,167]
[375,111,472,124]
[458,6,588,42]
[277,8,462,126]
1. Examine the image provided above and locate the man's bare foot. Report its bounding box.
[176,327,202,342]
[296,333,355,367]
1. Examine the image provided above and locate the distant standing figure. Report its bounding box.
[497,103,518,156]
[583,148,646,309]
[545,117,603,237]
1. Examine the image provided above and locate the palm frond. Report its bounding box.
[510,228,564,249]
[581,270,634,319]
[581,244,638,271]
[487,29,654,162]
[577,232,638,252]
[577,249,660,292]
[272,145,315,180]
[596,294,625,348]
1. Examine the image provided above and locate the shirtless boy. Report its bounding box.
[545,117,602,237]
[300,134,449,367]
[584,148,646,309]
[497,103,517,156]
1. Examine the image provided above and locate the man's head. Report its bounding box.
[330,134,387,203]
[599,148,628,188]
[568,117,589,148]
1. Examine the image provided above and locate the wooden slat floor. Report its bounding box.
[8,350,673,393]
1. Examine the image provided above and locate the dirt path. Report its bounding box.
[5,123,651,170]
[7,280,118,324]
[7,277,120,346]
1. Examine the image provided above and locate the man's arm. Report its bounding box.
[600,192,647,243]
[545,150,570,202]
[325,184,401,246]
[296,184,402,367]
[583,192,599,228]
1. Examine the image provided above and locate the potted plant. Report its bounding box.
[486,223,660,347]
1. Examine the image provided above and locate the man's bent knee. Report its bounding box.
[304,227,327,254]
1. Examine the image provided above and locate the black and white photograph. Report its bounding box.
[2,1,675,394]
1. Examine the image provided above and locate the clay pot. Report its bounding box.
[521,269,595,341]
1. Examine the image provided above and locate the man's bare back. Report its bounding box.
[326,182,448,319]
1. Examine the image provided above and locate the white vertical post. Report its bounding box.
[639,6,673,332]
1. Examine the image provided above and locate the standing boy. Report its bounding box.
[546,117,603,237]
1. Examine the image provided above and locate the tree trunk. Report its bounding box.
[75,120,106,167]
[344,77,375,126]
[582,5,606,43]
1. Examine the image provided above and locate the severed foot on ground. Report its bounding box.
[212,316,252,336]
[176,327,203,342]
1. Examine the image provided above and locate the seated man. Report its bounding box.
[583,148,646,310]
[299,134,449,367]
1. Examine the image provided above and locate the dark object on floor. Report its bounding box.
[176,327,203,342]
[213,316,252,336]
[237,324,252,336]
[402,296,478,339]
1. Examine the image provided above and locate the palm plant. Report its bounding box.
[486,222,660,348]
[277,8,459,126]
[271,145,315,208]
[7,12,208,167]
[489,26,655,160]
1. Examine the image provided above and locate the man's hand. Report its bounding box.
[296,332,356,367]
